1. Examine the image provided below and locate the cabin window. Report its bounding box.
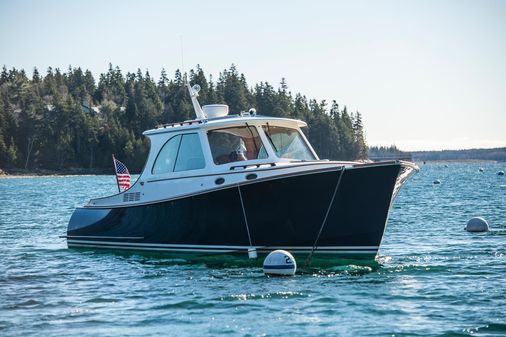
[152,135,180,174]
[174,133,205,172]
[262,125,315,161]
[207,126,268,165]
[152,133,205,174]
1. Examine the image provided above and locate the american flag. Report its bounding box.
[113,155,131,191]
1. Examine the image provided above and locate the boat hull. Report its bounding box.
[67,162,406,262]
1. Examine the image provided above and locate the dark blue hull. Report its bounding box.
[67,163,403,261]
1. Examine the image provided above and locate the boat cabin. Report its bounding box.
[142,113,319,180]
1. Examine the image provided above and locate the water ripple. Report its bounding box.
[1,164,506,336]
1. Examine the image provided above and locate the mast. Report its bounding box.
[185,77,206,120]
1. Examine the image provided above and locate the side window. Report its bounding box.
[152,135,181,174]
[152,133,205,174]
[174,134,205,172]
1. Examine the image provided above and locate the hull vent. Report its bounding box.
[123,192,141,202]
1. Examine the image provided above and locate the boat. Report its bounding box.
[65,81,418,264]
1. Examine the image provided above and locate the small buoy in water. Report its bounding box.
[263,250,296,276]
[465,217,489,232]
[444,164,448,168]
[479,167,484,172]
[499,171,505,176]
[248,247,257,259]
[433,179,441,184]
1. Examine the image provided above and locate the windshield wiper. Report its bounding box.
[245,123,259,155]
[265,123,279,153]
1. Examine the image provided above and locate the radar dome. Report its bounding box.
[202,104,229,119]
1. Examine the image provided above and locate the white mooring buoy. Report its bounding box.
[263,250,297,276]
[465,217,489,232]
[433,179,441,185]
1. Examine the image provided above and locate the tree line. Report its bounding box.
[368,145,412,160]
[0,64,367,172]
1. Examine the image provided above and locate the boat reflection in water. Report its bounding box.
[66,81,418,265]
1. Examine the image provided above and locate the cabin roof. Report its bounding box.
[142,114,307,136]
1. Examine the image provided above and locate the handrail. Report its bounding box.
[229,162,276,171]
[155,119,205,129]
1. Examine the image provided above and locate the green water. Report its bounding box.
[1,162,505,336]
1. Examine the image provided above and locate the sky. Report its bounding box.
[0,0,505,151]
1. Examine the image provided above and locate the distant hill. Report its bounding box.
[412,147,506,162]
[369,146,506,162]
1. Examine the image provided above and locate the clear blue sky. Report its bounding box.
[1,0,505,151]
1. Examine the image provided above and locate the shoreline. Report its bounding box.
[0,174,112,179]
[0,168,114,179]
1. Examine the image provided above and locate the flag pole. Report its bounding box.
[112,154,121,193]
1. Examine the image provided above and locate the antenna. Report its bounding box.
[179,36,206,120]
[179,35,185,74]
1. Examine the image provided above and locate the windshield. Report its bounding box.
[262,125,316,161]
[208,126,268,165]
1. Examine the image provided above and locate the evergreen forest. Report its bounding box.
[0,64,367,173]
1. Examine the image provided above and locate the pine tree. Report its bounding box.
[339,106,355,160]
[352,111,367,159]
[0,66,8,85]
[32,67,41,83]
[216,64,252,114]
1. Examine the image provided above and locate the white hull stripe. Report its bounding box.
[63,235,145,240]
[67,240,378,253]
[68,243,377,254]
[67,239,378,250]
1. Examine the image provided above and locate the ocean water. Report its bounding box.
[1,162,505,337]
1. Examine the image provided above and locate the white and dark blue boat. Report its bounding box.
[66,82,418,263]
